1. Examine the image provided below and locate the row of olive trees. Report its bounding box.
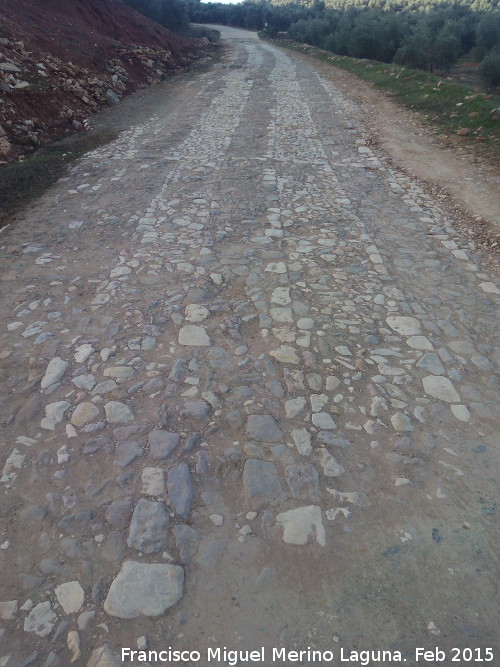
[286,6,481,71]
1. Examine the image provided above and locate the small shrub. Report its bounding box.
[478,49,500,89]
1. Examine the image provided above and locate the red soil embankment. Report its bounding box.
[0,0,209,161]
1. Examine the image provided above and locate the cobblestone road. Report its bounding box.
[0,28,498,667]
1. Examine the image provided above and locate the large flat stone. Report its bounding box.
[291,428,312,456]
[104,561,183,619]
[422,375,460,403]
[127,499,168,553]
[167,463,193,519]
[54,581,84,614]
[245,414,282,442]
[148,430,180,459]
[270,345,300,364]
[178,325,211,346]
[314,448,344,477]
[41,401,70,430]
[386,316,422,336]
[243,459,282,502]
[23,601,56,636]
[286,464,320,502]
[104,401,134,423]
[172,524,202,563]
[41,357,68,389]
[276,506,325,546]
[71,402,99,427]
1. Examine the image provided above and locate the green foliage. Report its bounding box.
[473,13,500,59]
[185,26,221,41]
[123,0,189,32]
[478,47,500,87]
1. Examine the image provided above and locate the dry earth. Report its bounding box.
[0,26,498,667]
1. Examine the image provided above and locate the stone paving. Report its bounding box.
[0,33,498,666]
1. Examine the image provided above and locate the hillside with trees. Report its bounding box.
[185,0,500,87]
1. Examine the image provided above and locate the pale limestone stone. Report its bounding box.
[110,266,131,278]
[103,367,134,379]
[210,514,224,526]
[310,394,328,412]
[265,262,287,273]
[72,374,96,390]
[273,328,296,343]
[291,428,312,456]
[210,273,223,285]
[422,376,460,403]
[74,344,94,363]
[326,376,340,391]
[41,401,70,430]
[178,325,211,346]
[68,630,81,662]
[270,307,293,323]
[386,316,422,336]
[391,412,413,432]
[479,282,499,295]
[276,506,325,546]
[296,333,311,348]
[185,305,210,323]
[104,561,183,619]
[71,402,99,427]
[141,468,165,496]
[41,357,68,389]
[451,404,470,422]
[312,412,336,430]
[104,401,134,423]
[285,397,306,418]
[314,448,344,476]
[271,287,291,305]
[270,345,300,364]
[55,581,84,614]
[406,336,433,351]
[24,601,56,636]
[297,318,314,330]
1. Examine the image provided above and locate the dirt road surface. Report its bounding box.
[0,27,498,667]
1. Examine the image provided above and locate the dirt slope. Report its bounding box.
[0,0,209,161]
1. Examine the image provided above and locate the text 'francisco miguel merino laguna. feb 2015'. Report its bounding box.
[120,646,494,665]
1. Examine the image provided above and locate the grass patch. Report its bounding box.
[0,130,116,228]
[263,37,500,163]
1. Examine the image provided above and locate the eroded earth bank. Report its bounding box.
[0,27,498,667]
